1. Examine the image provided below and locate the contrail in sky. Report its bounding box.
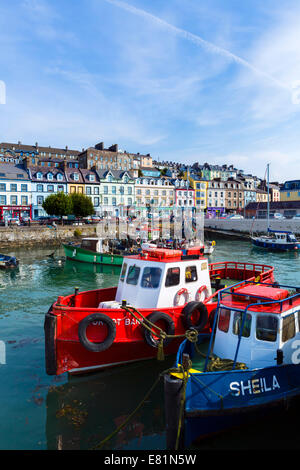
[103,0,290,91]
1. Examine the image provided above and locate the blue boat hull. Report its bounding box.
[183,363,300,447]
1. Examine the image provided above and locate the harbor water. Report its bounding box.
[0,239,300,450]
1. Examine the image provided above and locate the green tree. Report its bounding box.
[69,193,95,218]
[42,192,72,221]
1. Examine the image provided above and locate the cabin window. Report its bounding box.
[282,314,296,342]
[126,265,140,286]
[120,263,127,282]
[141,267,162,288]
[232,311,252,338]
[185,266,197,283]
[256,315,278,342]
[165,267,180,287]
[218,308,231,333]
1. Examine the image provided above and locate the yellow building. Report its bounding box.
[65,169,85,194]
[280,180,300,201]
[188,175,208,209]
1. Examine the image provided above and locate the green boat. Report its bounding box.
[63,238,126,266]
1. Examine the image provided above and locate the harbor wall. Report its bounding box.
[204,219,300,238]
[0,225,98,248]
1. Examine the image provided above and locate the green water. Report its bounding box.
[0,239,299,450]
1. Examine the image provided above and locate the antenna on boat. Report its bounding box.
[267,163,270,232]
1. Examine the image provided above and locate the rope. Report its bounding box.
[120,305,199,361]
[91,366,179,450]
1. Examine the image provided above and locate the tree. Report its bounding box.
[69,193,95,218]
[42,192,72,220]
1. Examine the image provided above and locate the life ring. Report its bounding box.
[143,311,175,348]
[195,285,209,302]
[181,301,208,332]
[78,313,116,352]
[174,288,190,306]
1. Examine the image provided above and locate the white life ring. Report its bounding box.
[195,285,209,302]
[174,288,190,306]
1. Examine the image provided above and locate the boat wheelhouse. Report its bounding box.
[164,280,300,449]
[44,247,275,376]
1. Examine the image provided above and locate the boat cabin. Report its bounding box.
[80,238,109,253]
[99,247,212,309]
[267,230,298,244]
[212,282,300,369]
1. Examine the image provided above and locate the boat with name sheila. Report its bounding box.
[163,280,300,449]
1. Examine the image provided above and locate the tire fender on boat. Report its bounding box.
[174,288,190,306]
[143,311,175,348]
[78,313,116,352]
[195,285,209,302]
[181,301,208,332]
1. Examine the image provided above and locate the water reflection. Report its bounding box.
[45,359,174,450]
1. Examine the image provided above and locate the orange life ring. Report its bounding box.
[174,288,190,306]
[195,285,209,302]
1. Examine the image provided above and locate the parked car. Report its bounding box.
[7,217,21,225]
[292,214,300,219]
[227,214,244,219]
[273,213,286,219]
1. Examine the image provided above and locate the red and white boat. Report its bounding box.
[44,246,275,375]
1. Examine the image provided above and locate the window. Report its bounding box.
[126,265,140,285]
[21,196,28,205]
[282,314,295,342]
[0,183,6,191]
[128,187,132,195]
[232,311,252,337]
[0,195,6,204]
[47,173,53,180]
[21,184,27,192]
[185,266,197,283]
[57,185,64,192]
[10,184,17,192]
[94,187,99,195]
[86,186,91,195]
[112,197,116,206]
[104,186,108,194]
[141,267,162,288]
[37,184,43,192]
[37,172,43,180]
[112,186,116,194]
[10,195,17,204]
[57,173,63,181]
[120,263,127,282]
[37,196,44,205]
[256,315,278,342]
[165,267,180,287]
[218,308,231,333]
[47,185,54,192]
[94,197,99,207]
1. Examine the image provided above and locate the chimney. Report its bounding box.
[109,144,118,152]
[95,142,104,150]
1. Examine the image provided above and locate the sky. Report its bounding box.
[1,0,300,182]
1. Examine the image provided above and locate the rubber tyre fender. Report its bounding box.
[181,301,208,332]
[144,311,175,348]
[78,313,116,352]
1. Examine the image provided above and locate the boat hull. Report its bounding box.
[165,362,300,449]
[63,244,124,266]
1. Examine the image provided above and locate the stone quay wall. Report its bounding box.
[204,218,300,237]
[0,225,98,248]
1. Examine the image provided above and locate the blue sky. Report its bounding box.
[1,0,300,182]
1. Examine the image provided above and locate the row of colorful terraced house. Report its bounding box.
[0,139,292,222]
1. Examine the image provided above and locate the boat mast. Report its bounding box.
[267,163,270,232]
